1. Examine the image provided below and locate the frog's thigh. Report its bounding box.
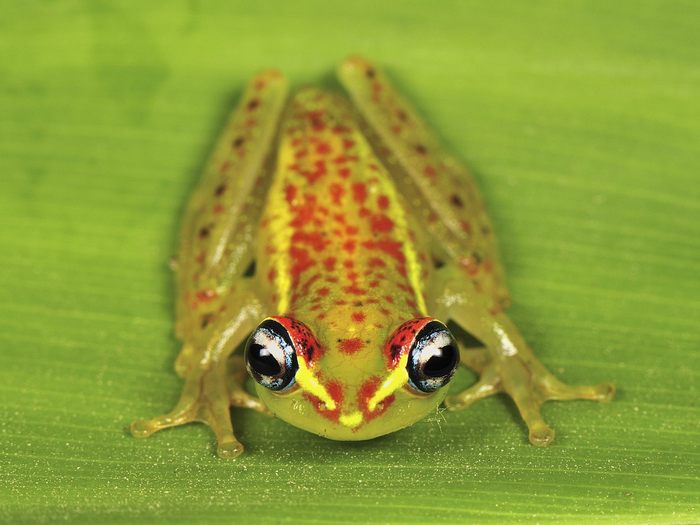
[339,56,509,309]
[174,69,288,344]
[132,284,265,458]
[431,265,614,446]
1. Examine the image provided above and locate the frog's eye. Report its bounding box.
[245,319,298,391]
[406,321,459,394]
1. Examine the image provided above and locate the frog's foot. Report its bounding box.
[130,365,245,459]
[445,355,615,446]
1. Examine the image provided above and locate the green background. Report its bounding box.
[1,1,698,524]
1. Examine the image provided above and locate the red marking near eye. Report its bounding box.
[304,379,343,422]
[352,182,367,204]
[460,220,472,234]
[351,312,366,323]
[424,165,436,178]
[339,338,364,354]
[359,377,395,422]
[213,203,225,214]
[267,268,276,283]
[384,318,432,366]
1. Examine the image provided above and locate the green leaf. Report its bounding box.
[1,1,698,524]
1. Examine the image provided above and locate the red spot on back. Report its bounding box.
[323,256,336,271]
[342,239,356,253]
[363,239,405,264]
[285,184,297,204]
[352,182,368,204]
[377,195,390,210]
[370,214,394,234]
[329,183,345,204]
[316,142,332,155]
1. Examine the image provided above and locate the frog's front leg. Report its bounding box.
[431,266,615,446]
[131,284,267,458]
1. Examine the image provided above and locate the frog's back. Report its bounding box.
[257,88,431,325]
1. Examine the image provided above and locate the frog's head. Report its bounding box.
[244,312,460,440]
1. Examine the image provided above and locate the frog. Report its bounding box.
[130,56,614,458]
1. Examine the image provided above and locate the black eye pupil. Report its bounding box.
[423,345,458,377]
[248,343,282,376]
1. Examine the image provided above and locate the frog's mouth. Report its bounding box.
[294,354,404,430]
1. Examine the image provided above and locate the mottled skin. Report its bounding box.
[131,57,614,458]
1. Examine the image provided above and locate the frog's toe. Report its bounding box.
[543,376,617,403]
[528,423,555,447]
[596,382,616,402]
[445,367,500,411]
[217,439,245,459]
[444,395,469,411]
[230,390,273,416]
[130,418,156,438]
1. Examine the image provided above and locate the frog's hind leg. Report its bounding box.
[339,56,509,310]
[173,68,288,351]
